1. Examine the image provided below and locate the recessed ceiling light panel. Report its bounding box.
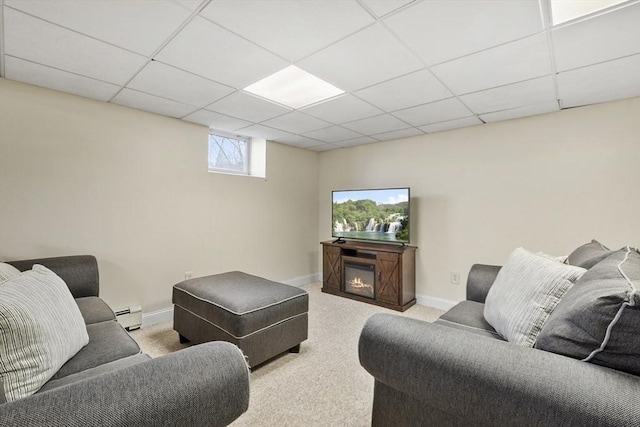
[550,0,627,25]
[243,65,344,109]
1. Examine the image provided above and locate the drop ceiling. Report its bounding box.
[1,0,639,151]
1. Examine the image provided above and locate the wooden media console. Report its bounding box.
[321,240,417,311]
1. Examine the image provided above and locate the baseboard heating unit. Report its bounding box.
[115,305,142,331]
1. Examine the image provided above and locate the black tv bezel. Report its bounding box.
[331,187,411,245]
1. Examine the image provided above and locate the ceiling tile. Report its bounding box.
[557,54,640,108]
[361,0,414,17]
[182,110,253,132]
[155,16,288,89]
[553,2,640,72]
[354,69,452,112]
[3,8,147,85]
[303,126,362,143]
[4,0,193,56]
[385,0,543,65]
[175,1,203,11]
[392,98,473,127]
[4,56,120,101]
[298,23,423,92]
[342,114,410,135]
[235,124,295,141]
[431,34,553,95]
[460,76,557,114]
[372,127,424,141]
[274,135,324,149]
[301,94,383,124]
[261,112,331,134]
[479,101,559,122]
[419,116,483,133]
[2,0,636,148]
[206,91,290,123]
[200,0,374,62]
[111,88,197,118]
[127,61,234,108]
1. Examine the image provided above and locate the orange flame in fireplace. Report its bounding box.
[349,277,372,288]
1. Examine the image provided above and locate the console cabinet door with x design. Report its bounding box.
[376,252,400,305]
[322,244,341,292]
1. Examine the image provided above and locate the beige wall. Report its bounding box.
[2,77,638,311]
[318,97,640,304]
[0,79,320,313]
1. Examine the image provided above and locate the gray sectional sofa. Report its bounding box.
[0,255,250,426]
[359,247,640,426]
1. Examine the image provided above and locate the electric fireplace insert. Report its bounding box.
[343,260,375,299]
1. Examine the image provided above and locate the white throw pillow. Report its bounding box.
[0,262,21,283]
[0,264,89,401]
[483,248,586,347]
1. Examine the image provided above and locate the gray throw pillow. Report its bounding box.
[0,265,89,401]
[535,247,640,376]
[483,248,586,347]
[566,239,613,269]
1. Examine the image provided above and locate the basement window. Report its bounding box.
[208,132,266,178]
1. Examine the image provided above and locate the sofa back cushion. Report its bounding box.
[483,248,586,347]
[566,239,613,269]
[0,265,89,402]
[535,247,640,376]
[8,255,100,299]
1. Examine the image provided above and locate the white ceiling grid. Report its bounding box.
[1,0,639,152]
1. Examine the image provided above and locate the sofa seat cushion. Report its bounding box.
[39,353,150,394]
[52,320,140,380]
[435,301,503,340]
[75,297,116,325]
[536,246,640,376]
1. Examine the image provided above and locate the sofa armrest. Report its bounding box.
[0,342,250,427]
[7,255,100,298]
[359,313,640,427]
[466,263,501,303]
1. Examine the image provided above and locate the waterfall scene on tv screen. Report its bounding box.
[332,188,409,243]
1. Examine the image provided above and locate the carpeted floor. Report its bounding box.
[130,282,443,426]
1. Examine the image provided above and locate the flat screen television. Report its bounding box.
[332,188,410,244]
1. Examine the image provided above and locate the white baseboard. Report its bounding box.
[141,306,173,328]
[416,294,459,311]
[282,272,321,287]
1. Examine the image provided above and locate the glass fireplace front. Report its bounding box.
[343,261,375,299]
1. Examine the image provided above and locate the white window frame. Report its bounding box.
[208,132,251,175]
[207,132,267,179]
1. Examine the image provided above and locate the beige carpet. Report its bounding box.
[130,282,443,426]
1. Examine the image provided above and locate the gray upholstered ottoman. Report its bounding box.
[172,271,308,367]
